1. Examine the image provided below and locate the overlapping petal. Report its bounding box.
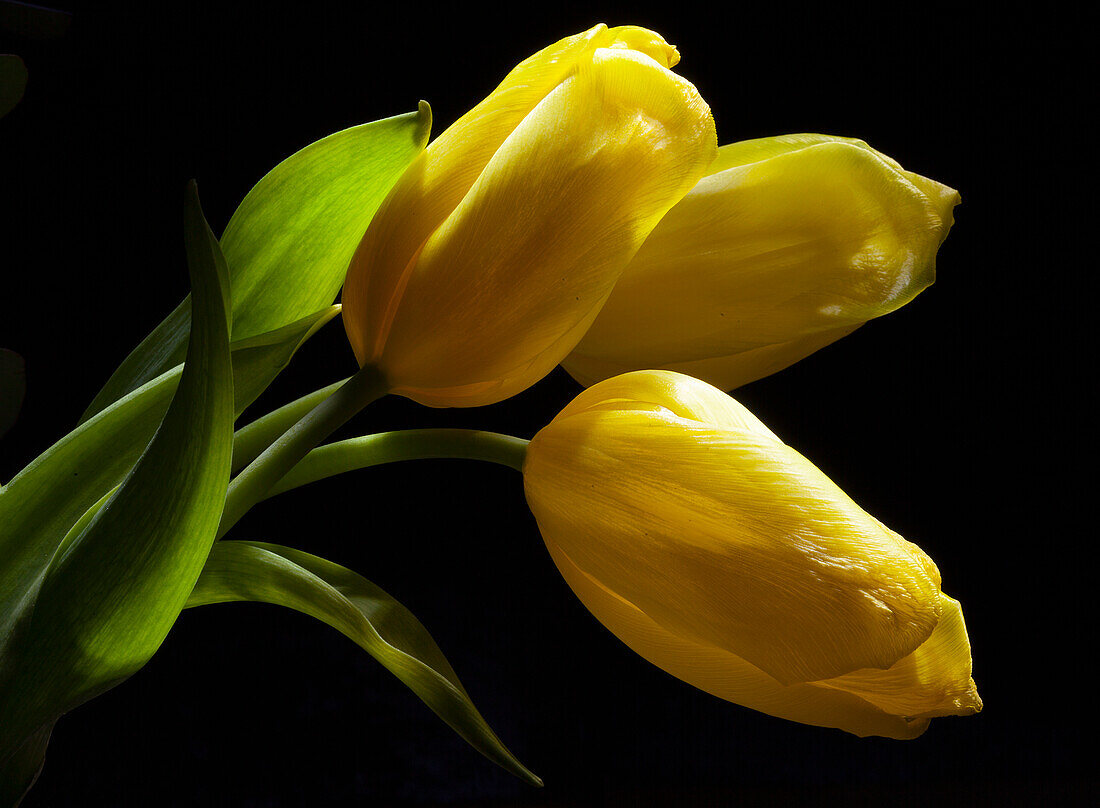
[379,48,714,404]
[563,136,960,390]
[525,371,943,685]
[548,540,978,738]
[343,25,714,407]
[820,594,981,719]
[523,370,980,735]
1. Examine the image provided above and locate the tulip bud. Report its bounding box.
[562,135,961,391]
[343,25,717,407]
[523,370,980,738]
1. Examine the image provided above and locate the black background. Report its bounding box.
[1,2,1086,806]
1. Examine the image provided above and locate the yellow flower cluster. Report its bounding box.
[342,24,977,737]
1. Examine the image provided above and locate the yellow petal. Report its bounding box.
[426,24,680,218]
[706,133,898,173]
[565,323,862,389]
[552,365,781,440]
[819,594,982,718]
[344,24,680,370]
[377,48,715,405]
[524,371,942,685]
[563,137,960,391]
[546,539,930,739]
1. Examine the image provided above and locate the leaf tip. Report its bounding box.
[415,99,432,145]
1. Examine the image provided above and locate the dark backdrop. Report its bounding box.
[1,2,1085,805]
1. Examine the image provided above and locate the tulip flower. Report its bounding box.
[343,25,717,407]
[523,370,980,738]
[562,135,960,391]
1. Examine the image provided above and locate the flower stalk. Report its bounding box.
[217,364,389,537]
[262,429,528,499]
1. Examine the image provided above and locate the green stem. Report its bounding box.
[263,429,529,500]
[218,365,388,537]
[232,379,349,473]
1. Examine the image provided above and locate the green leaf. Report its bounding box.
[81,103,432,422]
[188,541,543,788]
[0,721,51,807]
[0,304,338,659]
[225,304,341,410]
[0,349,25,442]
[0,182,234,768]
[0,55,28,119]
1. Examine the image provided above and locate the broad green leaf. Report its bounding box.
[188,541,542,787]
[81,103,432,422]
[0,304,338,658]
[0,348,25,441]
[0,182,234,769]
[219,101,429,342]
[0,55,27,119]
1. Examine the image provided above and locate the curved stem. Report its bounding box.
[263,429,529,500]
[218,365,388,537]
[232,379,349,473]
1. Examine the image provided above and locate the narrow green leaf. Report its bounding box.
[225,304,341,409]
[188,541,543,788]
[0,55,27,119]
[0,378,175,660]
[81,103,431,422]
[0,348,25,441]
[0,305,338,657]
[0,182,234,766]
[0,721,51,807]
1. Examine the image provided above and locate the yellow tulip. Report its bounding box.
[342,25,717,407]
[562,135,960,391]
[523,370,980,738]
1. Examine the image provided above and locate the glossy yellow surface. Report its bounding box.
[563,136,960,390]
[343,25,716,406]
[524,370,980,737]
